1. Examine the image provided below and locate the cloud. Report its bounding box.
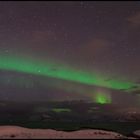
[131,89,140,95]
[29,30,55,43]
[62,37,112,71]
[63,37,112,70]
[127,12,140,27]
[87,38,110,48]
[82,38,111,56]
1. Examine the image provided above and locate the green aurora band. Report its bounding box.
[95,92,111,104]
[0,55,139,93]
[52,108,71,113]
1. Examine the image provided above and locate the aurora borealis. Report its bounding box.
[0,1,140,105]
[0,54,138,91]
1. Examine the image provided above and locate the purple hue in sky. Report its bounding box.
[0,1,140,104]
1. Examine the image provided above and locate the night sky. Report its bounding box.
[0,1,140,105]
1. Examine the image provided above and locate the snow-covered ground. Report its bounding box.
[133,130,140,138]
[0,125,134,139]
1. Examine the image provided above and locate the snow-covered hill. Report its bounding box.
[0,126,128,139]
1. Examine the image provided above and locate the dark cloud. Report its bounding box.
[127,12,140,27]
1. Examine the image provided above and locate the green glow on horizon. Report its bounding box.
[0,55,138,91]
[52,108,71,113]
[95,92,111,104]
